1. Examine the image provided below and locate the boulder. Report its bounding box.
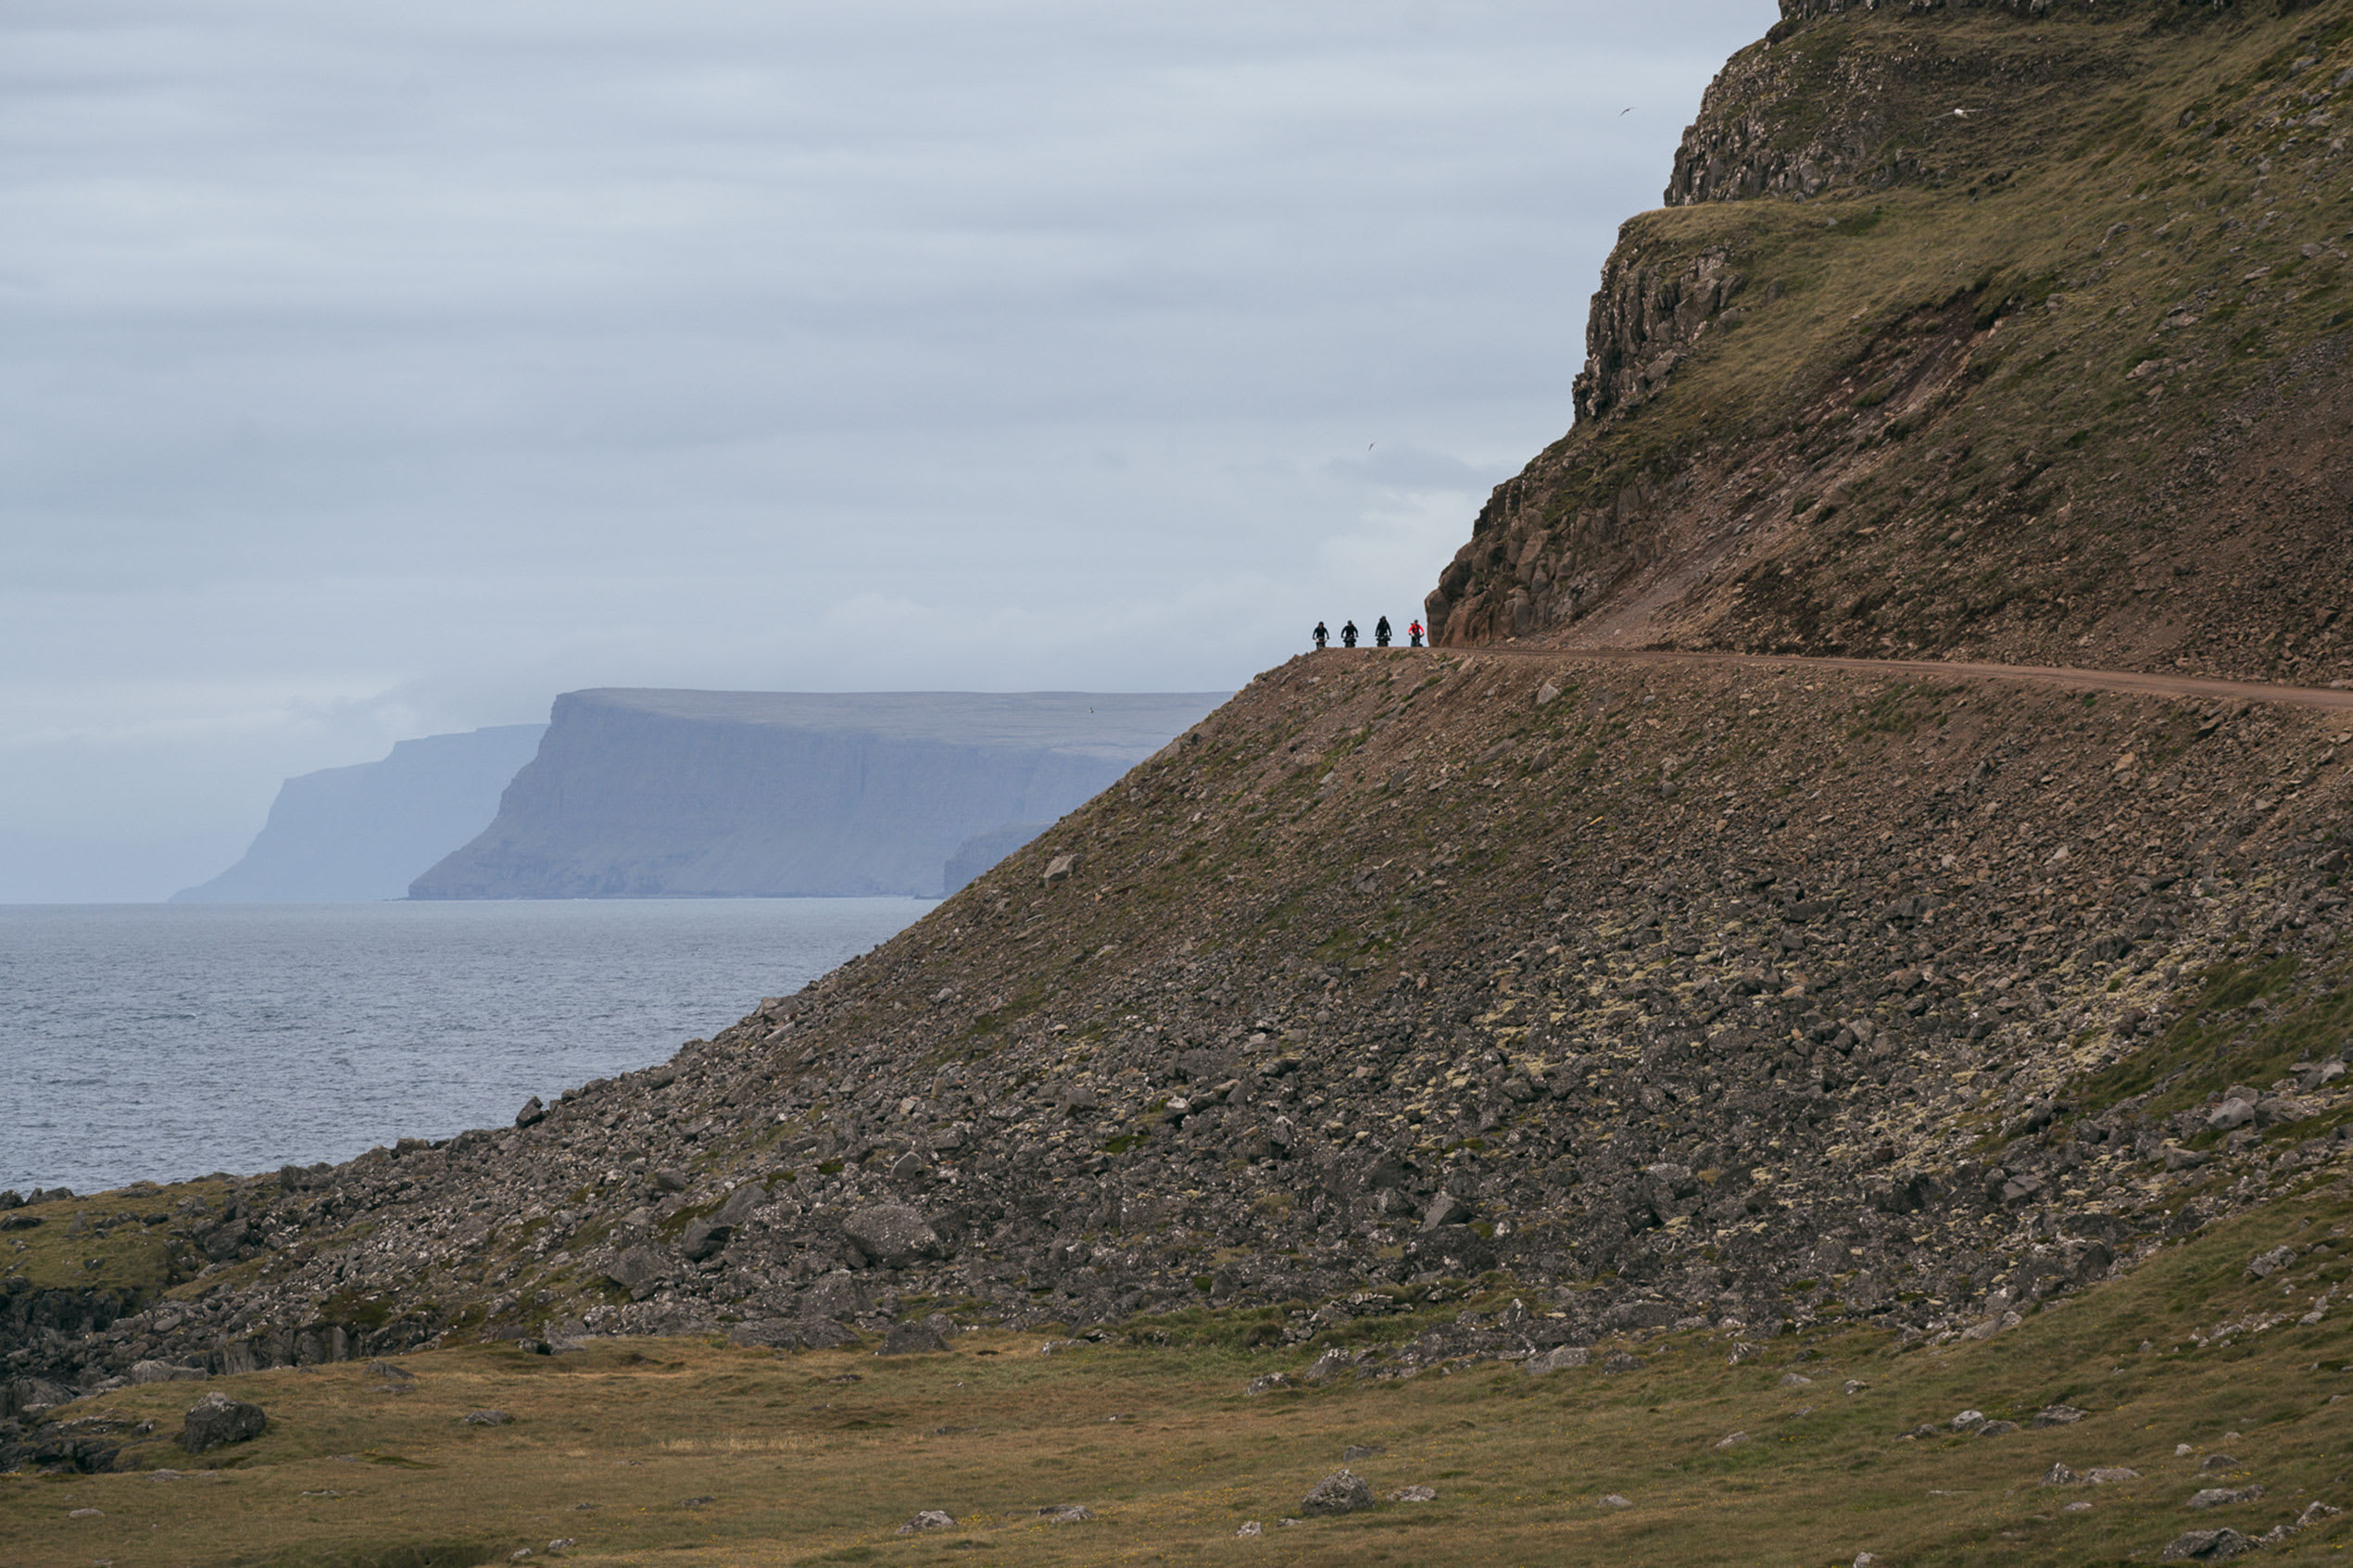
[1420,1193,1473,1232]
[843,1204,943,1267]
[1300,1469,1375,1516]
[899,1510,957,1534]
[129,1361,207,1386]
[2162,1529,2256,1561]
[602,1246,667,1298]
[2208,1098,2257,1133]
[179,1391,266,1453]
[1521,1346,1591,1377]
[879,1322,949,1356]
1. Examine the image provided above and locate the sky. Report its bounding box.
[2,0,1774,901]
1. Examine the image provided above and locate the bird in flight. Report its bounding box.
[1619,107,1633,116]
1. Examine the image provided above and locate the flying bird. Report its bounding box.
[1620,107,1634,116]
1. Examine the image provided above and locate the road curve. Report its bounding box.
[1324,645,2353,715]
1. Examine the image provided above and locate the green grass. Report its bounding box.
[9,1190,2353,1566]
[2072,954,2349,1122]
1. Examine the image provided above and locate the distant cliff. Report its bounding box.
[407,690,1227,899]
[171,725,547,903]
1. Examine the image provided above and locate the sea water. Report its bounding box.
[0,898,932,1195]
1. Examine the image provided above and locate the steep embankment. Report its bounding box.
[1428,0,2353,683]
[409,690,1226,899]
[171,725,545,903]
[13,648,2352,1402]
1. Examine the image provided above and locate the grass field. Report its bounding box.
[7,1182,2352,1568]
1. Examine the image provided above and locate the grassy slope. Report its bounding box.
[4,1173,2348,1568]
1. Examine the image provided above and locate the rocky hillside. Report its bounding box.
[1428,0,2353,684]
[11,0,2353,1469]
[8,646,2353,1412]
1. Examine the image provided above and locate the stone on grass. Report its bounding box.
[878,1321,948,1356]
[1245,1373,1293,1395]
[130,1361,206,1385]
[2189,1485,2263,1510]
[1038,1503,1094,1523]
[1600,1350,1644,1374]
[1599,1493,1632,1509]
[1236,1521,1264,1537]
[2033,1404,2087,1427]
[2042,1463,2079,1486]
[1300,1470,1375,1516]
[2162,1528,2256,1561]
[1780,1372,1814,1387]
[1718,1432,1751,1450]
[898,1510,956,1534]
[1520,1346,1590,1377]
[179,1391,266,1453]
[2198,1453,2241,1474]
[2247,1247,2297,1278]
[1389,1486,1436,1503]
[461,1410,514,1426]
[2084,1467,2140,1485]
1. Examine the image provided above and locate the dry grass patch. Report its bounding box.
[7,1192,2353,1566]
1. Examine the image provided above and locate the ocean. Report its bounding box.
[0,898,933,1196]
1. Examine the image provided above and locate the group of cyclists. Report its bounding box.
[1312,615,1422,650]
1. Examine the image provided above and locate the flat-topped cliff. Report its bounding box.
[171,725,547,903]
[408,689,1228,900]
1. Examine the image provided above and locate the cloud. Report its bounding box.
[0,0,1777,898]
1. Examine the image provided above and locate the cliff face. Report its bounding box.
[1428,0,2353,682]
[408,690,1227,900]
[170,725,546,903]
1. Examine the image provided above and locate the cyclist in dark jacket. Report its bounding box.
[1375,615,1391,647]
[1341,620,1358,647]
[1313,621,1328,649]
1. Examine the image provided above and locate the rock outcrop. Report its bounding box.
[409,690,1227,899]
[1428,0,2353,682]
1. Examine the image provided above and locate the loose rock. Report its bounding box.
[179,1391,266,1454]
[1300,1470,1375,1516]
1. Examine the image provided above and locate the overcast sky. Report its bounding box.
[2,0,1772,901]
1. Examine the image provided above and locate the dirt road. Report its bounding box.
[1339,645,2353,716]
